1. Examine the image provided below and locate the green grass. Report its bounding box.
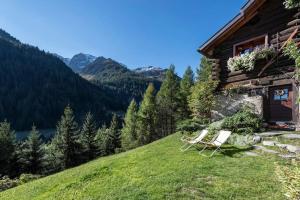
[0,133,286,200]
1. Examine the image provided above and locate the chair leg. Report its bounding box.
[209,146,221,157]
[199,144,208,156]
[180,143,193,152]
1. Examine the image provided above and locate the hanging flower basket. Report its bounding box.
[227,46,276,72]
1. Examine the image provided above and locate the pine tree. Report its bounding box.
[178,66,194,119]
[156,65,180,137]
[19,125,45,174]
[0,120,16,176]
[136,83,157,145]
[81,112,98,161]
[188,80,218,119]
[121,99,138,150]
[95,125,110,156]
[196,57,212,82]
[107,114,121,154]
[51,106,81,169]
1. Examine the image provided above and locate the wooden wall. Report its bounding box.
[212,0,299,87]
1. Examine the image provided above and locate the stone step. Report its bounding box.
[275,143,300,154]
[278,154,298,159]
[244,152,260,157]
[253,145,279,154]
[281,134,300,140]
[262,140,278,146]
[256,131,284,137]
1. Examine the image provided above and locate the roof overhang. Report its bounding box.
[198,0,267,57]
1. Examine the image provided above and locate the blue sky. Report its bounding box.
[0,0,246,76]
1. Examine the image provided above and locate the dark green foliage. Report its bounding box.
[0,176,19,192]
[222,107,263,135]
[94,125,111,156]
[0,121,16,176]
[81,112,98,161]
[121,99,138,150]
[0,30,123,131]
[136,84,157,145]
[178,66,194,119]
[196,57,212,82]
[107,114,121,153]
[156,65,181,137]
[18,125,45,174]
[51,106,82,169]
[176,119,208,133]
[0,174,41,192]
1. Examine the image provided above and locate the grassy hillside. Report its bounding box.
[0,133,285,200]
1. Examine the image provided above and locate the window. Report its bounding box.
[233,35,268,56]
[274,89,289,101]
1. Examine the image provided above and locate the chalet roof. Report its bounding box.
[198,0,267,56]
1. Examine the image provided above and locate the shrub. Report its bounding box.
[284,0,300,9]
[176,118,209,134]
[276,162,300,199]
[228,134,254,146]
[19,174,41,184]
[0,176,19,192]
[221,107,263,135]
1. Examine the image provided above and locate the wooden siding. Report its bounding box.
[212,0,298,87]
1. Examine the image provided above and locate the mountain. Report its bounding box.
[68,53,96,71]
[0,29,124,130]
[52,53,71,66]
[80,57,162,103]
[133,66,167,81]
[0,29,20,45]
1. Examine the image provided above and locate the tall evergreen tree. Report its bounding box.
[19,125,45,174]
[0,120,16,176]
[107,114,121,154]
[121,99,138,150]
[178,66,194,119]
[51,106,81,169]
[156,65,180,137]
[196,57,212,82]
[81,112,98,161]
[136,83,157,145]
[94,125,110,156]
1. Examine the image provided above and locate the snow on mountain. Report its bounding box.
[68,53,97,71]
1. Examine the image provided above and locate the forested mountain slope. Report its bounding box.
[0,29,124,130]
[80,57,162,103]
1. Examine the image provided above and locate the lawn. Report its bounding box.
[0,133,286,200]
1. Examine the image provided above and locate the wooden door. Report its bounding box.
[268,85,293,122]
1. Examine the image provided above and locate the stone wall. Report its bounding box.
[211,93,263,121]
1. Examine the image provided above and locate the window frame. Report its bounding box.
[233,34,269,56]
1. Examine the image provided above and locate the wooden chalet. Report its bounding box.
[198,0,300,128]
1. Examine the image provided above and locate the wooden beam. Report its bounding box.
[258,27,299,77]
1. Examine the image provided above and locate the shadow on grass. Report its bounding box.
[195,145,254,158]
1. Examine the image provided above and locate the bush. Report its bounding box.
[19,174,41,184]
[228,134,254,146]
[176,118,209,134]
[221,107,263,135]
[0,176,19,192]
[0,174,42,192]
[276,162,300,199]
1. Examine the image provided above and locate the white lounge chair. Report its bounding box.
[199,130,232,157]
[180,129,209,152]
